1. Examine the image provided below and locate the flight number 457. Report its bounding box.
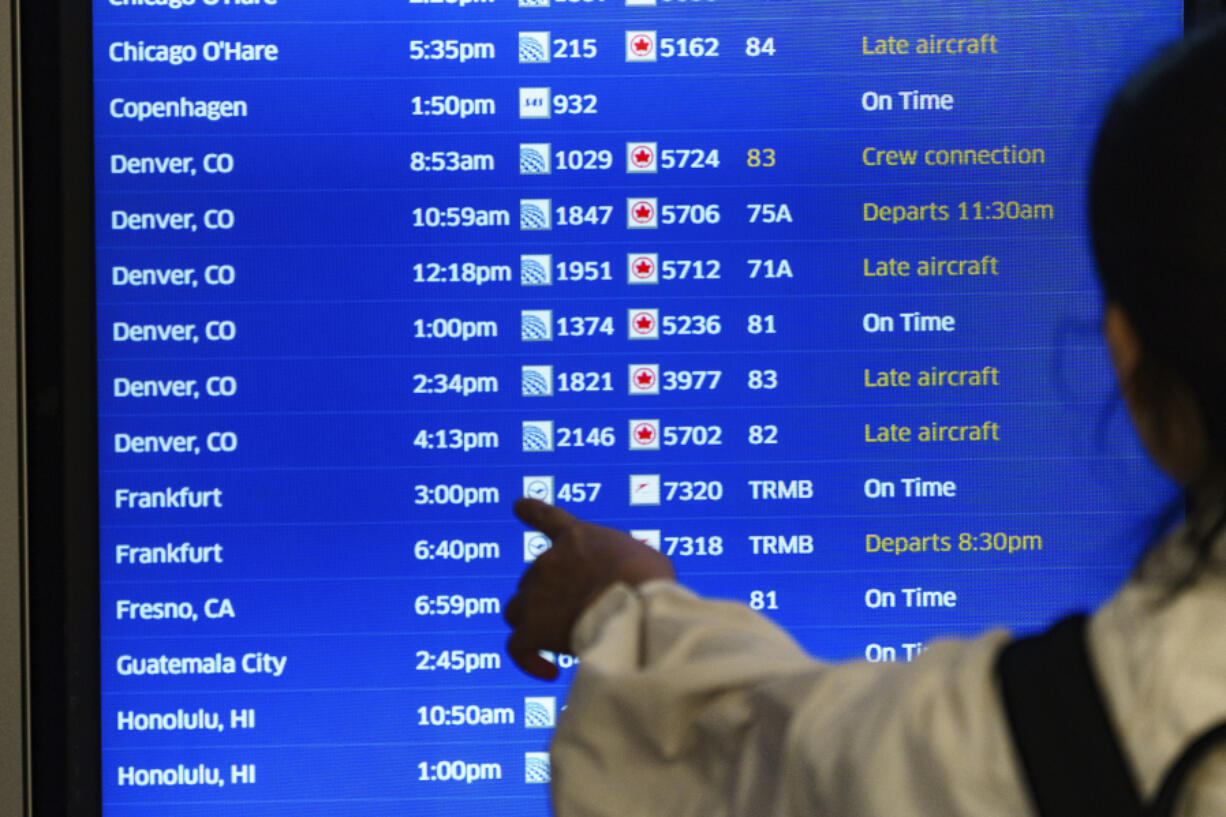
[557,482,601,503]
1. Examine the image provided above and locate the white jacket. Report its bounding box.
[549,528,1226,816]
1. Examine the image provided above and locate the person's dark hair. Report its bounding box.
[1090,21,1226,566]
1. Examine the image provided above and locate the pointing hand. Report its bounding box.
[505,498,675,680]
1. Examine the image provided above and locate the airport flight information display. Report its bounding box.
[95,1,1180,814]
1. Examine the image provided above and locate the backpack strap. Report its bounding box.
[996,614,1143,817]
[1146,721,1226,817]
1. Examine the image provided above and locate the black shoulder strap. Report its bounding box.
[1147,721,1226,817]
[996,614,1143,817]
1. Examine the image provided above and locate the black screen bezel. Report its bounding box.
[21,0,99,812]
[19,2,1217,814]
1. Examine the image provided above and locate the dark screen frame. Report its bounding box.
[18,2,1217,815]
[21,0,99,812]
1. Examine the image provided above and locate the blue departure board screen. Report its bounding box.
[95,2,1181,814]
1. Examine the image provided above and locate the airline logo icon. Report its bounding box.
[628,253,659,284]
[522,420,555,452]
[520,143,552,174]
[519,32,551,63]
[524,531,552,562]
[521,365,553,397]
[626,31,657,62]
[630,474,661,505]
[627,142,658,173]
[524,697,557,729]
[629,419,661,450]
[522,475,555,503]
[630,529,662,551]
[629,364,660,395]
[629,308,659,339]
[628,198,658,228]
[520,199,552,230]
[519,87,551,118]
[520,254,553,286]
[525,753,552,784]
[521,310,553,341]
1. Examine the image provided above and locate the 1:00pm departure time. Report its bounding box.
[417,760,502,783]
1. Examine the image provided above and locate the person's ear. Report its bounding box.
[1103,303,1141,403]
[1104,302,1210,486]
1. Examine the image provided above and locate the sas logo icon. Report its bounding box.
[519,87,551,119]
[520,143,552,175]
[524,697,557,729]
[520,254,553,286]
[521,310,553,341]
[521,365,554,397]
[525,752,552,784]
[520,199,553,230]
[519,32,551,63]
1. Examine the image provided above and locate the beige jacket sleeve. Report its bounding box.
[549,580,1032,817]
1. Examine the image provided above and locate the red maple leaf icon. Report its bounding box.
[634,149,652,165]
[635,259,653,276]
[634,204,653,221]
[635,424,656,443]
[634,368,656,387]
[633,37,652,55]
[635,314,655,332]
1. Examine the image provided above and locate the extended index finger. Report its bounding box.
[507,629,561,682]
[514,497,580,538]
